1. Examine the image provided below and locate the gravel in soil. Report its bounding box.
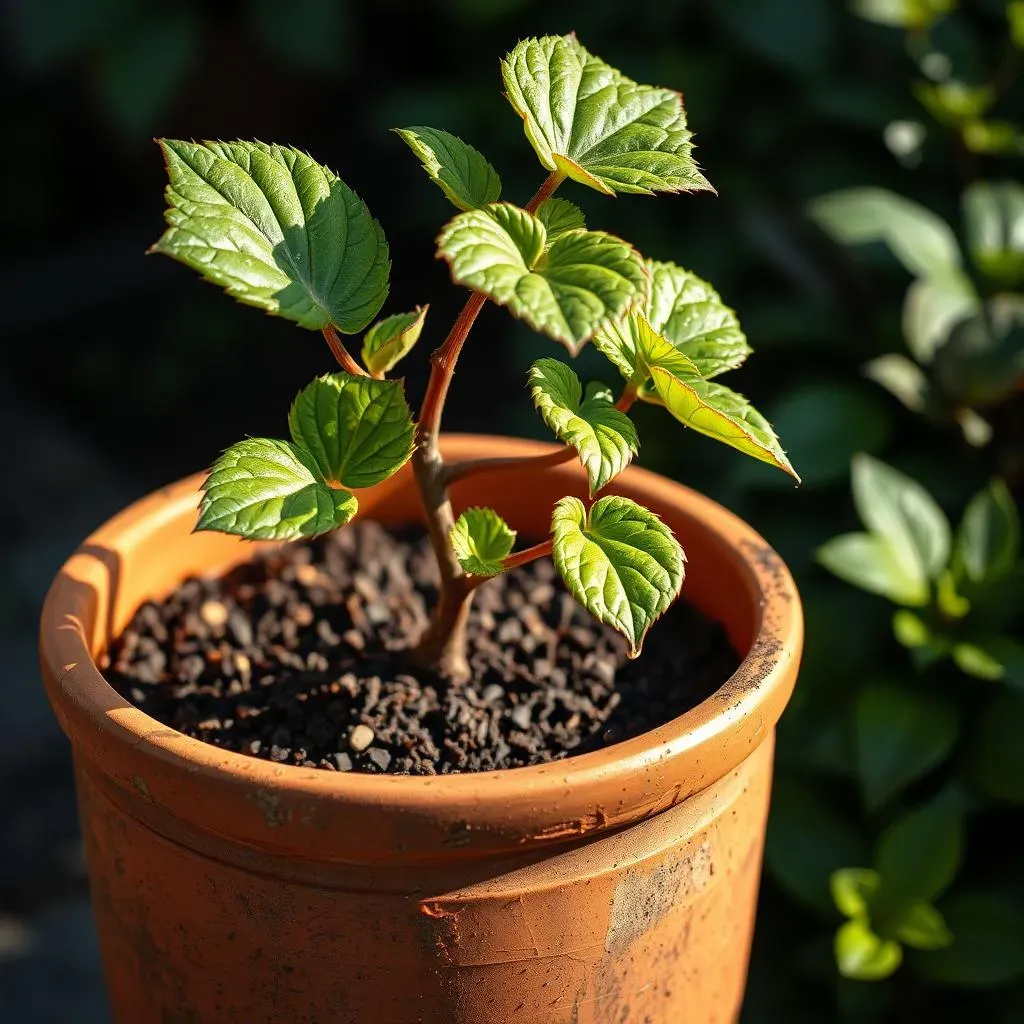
[104,521,739,775]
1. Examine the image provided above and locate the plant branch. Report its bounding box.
[500,538,553,574]
[616,382,639,412]
[322,325,368,377]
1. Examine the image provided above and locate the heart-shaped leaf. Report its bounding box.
[535,198,586,239]
[437,203,647,353]
[288,372,414,489]
[594,260,751,380]
[153,139,390,332]
[501,35,713,196]
[361,305,428,377]
[817,533,929,606]
[197,438,357,540]
[394,126,502,211]
[450,507,516,577]
[530,358,638,495]
[852,454,951,585]
[552,495,684,657]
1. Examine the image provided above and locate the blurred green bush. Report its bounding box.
[2,0,1021,1019]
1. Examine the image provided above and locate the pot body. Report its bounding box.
[41,435,802,1024]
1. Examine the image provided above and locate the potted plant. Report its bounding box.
[41,34,802,1024]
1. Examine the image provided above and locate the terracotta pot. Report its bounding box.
[40,434,802,1024]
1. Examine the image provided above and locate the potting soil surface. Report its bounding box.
[105,521,739,775]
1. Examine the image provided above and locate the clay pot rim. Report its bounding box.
[41,434,801,857]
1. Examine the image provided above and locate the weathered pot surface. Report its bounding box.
[40,434,802,1023]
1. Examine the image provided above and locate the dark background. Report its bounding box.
[2,0,1022,1021]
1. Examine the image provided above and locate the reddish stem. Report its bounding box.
[616,382,639,413]
[500,538,554,574]
[322,324,368,377]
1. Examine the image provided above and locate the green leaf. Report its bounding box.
[831,867,881,919]
[916,893,1024,987]
[863,354,933,413]
[436,203,647,354]
[966,691,1024,804]
[914,81,996,127]
[957,479,1020,583]
[152,140,390,333]
[394,126,502,211]
[851,0,955,29]
[551,495,685,657]
[875,791,962,912]
[361,305,428,377]
[593,260,751,381]
[450,507,516,577]
[961,118,1024,157]
[855,684,958,809]
[953,637,1024,686]
[501,34,713,196]
[835,919,903,981]
[962,181,1024,286]
[808,187,962,279]
[817,533,929,605]
[852,454,951,586]
[895,902,953,950]
[529,358,639,495]
[901,272,979,364]
[287,373,414,489]
[535,198,586,239]
[1012,1,1024,49]
[197,438,357,541]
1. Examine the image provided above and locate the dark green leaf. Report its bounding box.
[957,478,1020,584]
[966,691,1024,804]
[197,438,356,540]
[501,35,713,196]
[394,126,502,211]
[152,140,389,332]
[287,373,414,489]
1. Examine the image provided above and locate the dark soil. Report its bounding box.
[104,522,739,775]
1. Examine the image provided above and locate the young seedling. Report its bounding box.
[152,34,798,684]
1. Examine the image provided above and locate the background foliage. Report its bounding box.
[2,0,1022,1020]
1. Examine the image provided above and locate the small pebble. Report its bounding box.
[200,600,229,628]
[333,752,354,771]
[348,724,375,752]
[367,747,392,772]
[509,703,533,731]
[482,683,505,703]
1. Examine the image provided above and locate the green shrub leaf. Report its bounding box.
[552,495,684,656]
[197,438,357,540]
[501,34,713,196]
[835,919,903,981]
[817,533,929,605]
[863,353,933,413]
[437,203,647,353]
[851,0,955,30]
[809,187,962,279]
[962,180,1024,286]
[953,637,1024,686]
[394,126,502,211]
[902,272,979,364]
[450,507,516,577]
[966,691,1024,804]
[536,197,586,239]
[594,260,750,381]
[855,684,958,810]
[831,867,881,920]
[852,454,951,586]
[915,893,1024,987]
[529,358,638,495]
[152,139,390,332]
[287,372,414,489]
[895,902,953,950]
[956,478,1020,584]
[361,305,428,377]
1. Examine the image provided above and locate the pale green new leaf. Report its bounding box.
[552,495,685,657]
[962,180,1024,286]
[633,318,797,479]
[361,305,428,376]
[593,260,751,380]
[394,126,501,211]
[536,198,586,239]
[852,454,951,584]
[831,867,881,920]
[809,187,961,279]
[287,372,414,489]
[437,203,647,354]
[152,139,390,332]
[835,919,903,981]
[450,507,516,577]
[529,358,639,495]
[817,533,930,606]
[895,902,953,950]
[197,438,357,540]
[501,35,713,196]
